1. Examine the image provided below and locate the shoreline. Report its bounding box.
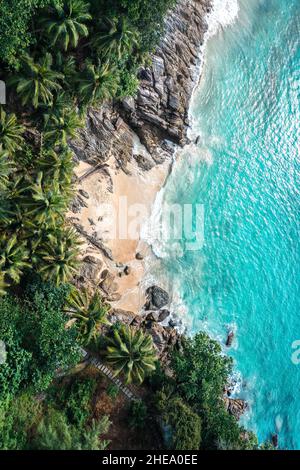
[69,0,213,316]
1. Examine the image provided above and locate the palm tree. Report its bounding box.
[105,325,157,384]
[9,53,63,108]
[0,147,13,192]
[54,53,78,93]
[36,227,81,286]
[44,107,83,145]
[0,107,24,154]
[36,147,74,186]
[39,0,91,51]
[91,16,140,60]
[77,60,118,106]
[0,233,30,284]
[65,287,110,345]
[20,172,68,228]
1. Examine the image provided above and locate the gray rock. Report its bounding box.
[145,286,169,310]
[100,272,118,295]
[80,257,103,281]
[133,154,155,171]
[124,266,131,276]
[225,398,248,420]
[108,309,136,325]
[101,269,109,279]
[122,97,136,113]
[158,309,170,322]
[79,189,89,199]
[106,292,122,302]
[146,311,160,322]
[226,331,234,347]
[272,434,278,448]
[83,255,98,264]
[138,68,153,83]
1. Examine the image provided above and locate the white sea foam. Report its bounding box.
[275,415,284,433]
[207,0,240,39]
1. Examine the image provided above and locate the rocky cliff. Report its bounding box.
[70,0,212,171]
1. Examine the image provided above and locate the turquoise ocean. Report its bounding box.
[146,0,300,449]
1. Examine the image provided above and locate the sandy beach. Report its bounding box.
[69,143,172,314]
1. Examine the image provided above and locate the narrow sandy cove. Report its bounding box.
[70,154,171,314]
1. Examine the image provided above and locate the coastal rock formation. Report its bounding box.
[119,0,212,151]
[69,0,212,179]
[224,397,248,420]
[226,331,235,347]
[145,286,170,310]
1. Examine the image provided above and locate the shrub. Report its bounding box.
[128,399,148,430]
[0,393,42,450]
[0,280,80,402]
[0,1,61,67]
[170,332,258,450]
[33,408,110,450]
[106,383,119,400]
[48,376,97,426]
[156,393,202,450]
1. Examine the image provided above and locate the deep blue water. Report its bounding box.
[152,0,300,449]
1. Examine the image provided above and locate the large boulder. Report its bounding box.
[224,398,248,420]
[145,286,170,310]
[99,272,118,295]
[145,309,170,323]
[82,256,102,277]
[108,309,136,325]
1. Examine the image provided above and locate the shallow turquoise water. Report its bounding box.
[155,0,300,449]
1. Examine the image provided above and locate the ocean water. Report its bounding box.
[148,0,300,449]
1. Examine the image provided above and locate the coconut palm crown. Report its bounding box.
[91,16,140,60]
[0,147,13,192]
[39,0,92,51]
[19,172,68,229]
[9,53,63,109]
[65,287,111,345]
[0,233,30,285]
[0,107,24,154]
[105,325,157,384]
[36,227,81,286]
[77,60,118,106]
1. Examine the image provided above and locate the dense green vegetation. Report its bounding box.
[0,0,264,451]
[0,377,110,450]
[151,333,260,450]
[0,280,80,403]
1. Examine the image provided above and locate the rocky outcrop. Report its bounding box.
[224,397,248,420]
[145,309,170,323]
[70,0,212,178]
[119,0,212,152]
[107,307,181,366]
[226,331,235,347]
[272,434,278,448]
[145,286,170,310]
